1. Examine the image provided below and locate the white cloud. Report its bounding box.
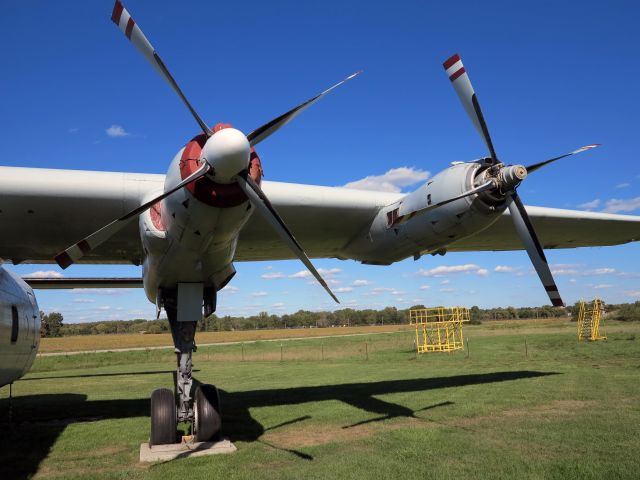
[290,270,311,279]
[372,287,394,293]
[440,279,450,285]
[578,199,600,210]
[68,127,79,134]
[587,268,616,275]
[476,269,489,276]
[320,268,341,275]
[391,290,404,295]
[625,290,640,297]
[251,291,268,297]
[70,289,125,295]
[335,287,353,293]
[592,284,614,289]
[261,272,285,280]
[271,302,285,308]
[617,271,640,278]
[494,265,515,273]
[72,298,96,303]
[602,197,640,213]
[290,268,340,279]
[106,124,130,138]
[439,288,456,293]
[22,270,64,279]
[417,264,482,277]
[548,265,618,277]
[616,183,630,189]
[419,285,431,290]
[551,268,579,276]
[352,279,370,286]
[220,285,239,295]
[343,167,430,193]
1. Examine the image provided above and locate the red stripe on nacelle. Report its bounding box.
[111,0,124,25]
[449,67,466,82]
[125,17,135,39]
[443,53,461,70]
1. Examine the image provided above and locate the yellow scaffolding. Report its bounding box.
[577,298,606,341]
[409,307,469,353]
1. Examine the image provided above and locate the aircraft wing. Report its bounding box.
[448,206,640,252]
[0,166,401,264]
[0,166,160,264]
[235,182,401,261]
[2,166,638,264]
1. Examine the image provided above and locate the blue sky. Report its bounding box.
[1,0,639,322]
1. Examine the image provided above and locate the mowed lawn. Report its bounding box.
[1,320,639,479]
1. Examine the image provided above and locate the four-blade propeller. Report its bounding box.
[55,1,363,304]
[441,53,600,307]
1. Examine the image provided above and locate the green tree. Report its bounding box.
[40,311,64,337]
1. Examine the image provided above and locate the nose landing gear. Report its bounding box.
[149,297,221,446]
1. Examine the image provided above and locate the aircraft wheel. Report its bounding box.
[150,388,177,445]
[194,384,222,442]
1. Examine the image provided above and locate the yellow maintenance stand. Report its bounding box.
[577,298,606,341]
[409,307,469,353]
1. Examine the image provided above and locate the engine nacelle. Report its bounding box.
[343,163,508,264]
[0,266,40,386]
[137,129,262,302]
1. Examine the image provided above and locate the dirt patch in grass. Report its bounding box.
[453,399,597,427]
[263,416,432,449]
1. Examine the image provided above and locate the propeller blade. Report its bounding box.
[111,1,212,136]
[525,144,600,174]
[507,192,564,307]
[236,172,340,303]
[389,180,496,227]
[55,163,211,269]
[246,71,362,147]
[443,54,498,163]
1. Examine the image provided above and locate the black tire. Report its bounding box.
[150,388,177,445]
[194,384,222,442]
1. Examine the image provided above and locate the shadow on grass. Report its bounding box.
[0,370,557,478]
[221,370,558,444]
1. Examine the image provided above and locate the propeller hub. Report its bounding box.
[201,128,250,184]
[499,164,527,190]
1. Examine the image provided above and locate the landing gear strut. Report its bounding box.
[149,291,222,445]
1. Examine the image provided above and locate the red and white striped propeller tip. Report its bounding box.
[111,1,134,38]
[443,54,466,82]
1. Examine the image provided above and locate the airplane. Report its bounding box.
[1,0,639,446]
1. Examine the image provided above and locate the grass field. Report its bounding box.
[1,319,639,479]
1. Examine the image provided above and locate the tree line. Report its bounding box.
[39,301,640,338]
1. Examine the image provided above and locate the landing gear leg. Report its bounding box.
[150,290,222,444]
[166,306,197,424]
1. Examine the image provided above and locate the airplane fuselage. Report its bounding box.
[0,267,40,386]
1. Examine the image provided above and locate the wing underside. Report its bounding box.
[449,206,640,252]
